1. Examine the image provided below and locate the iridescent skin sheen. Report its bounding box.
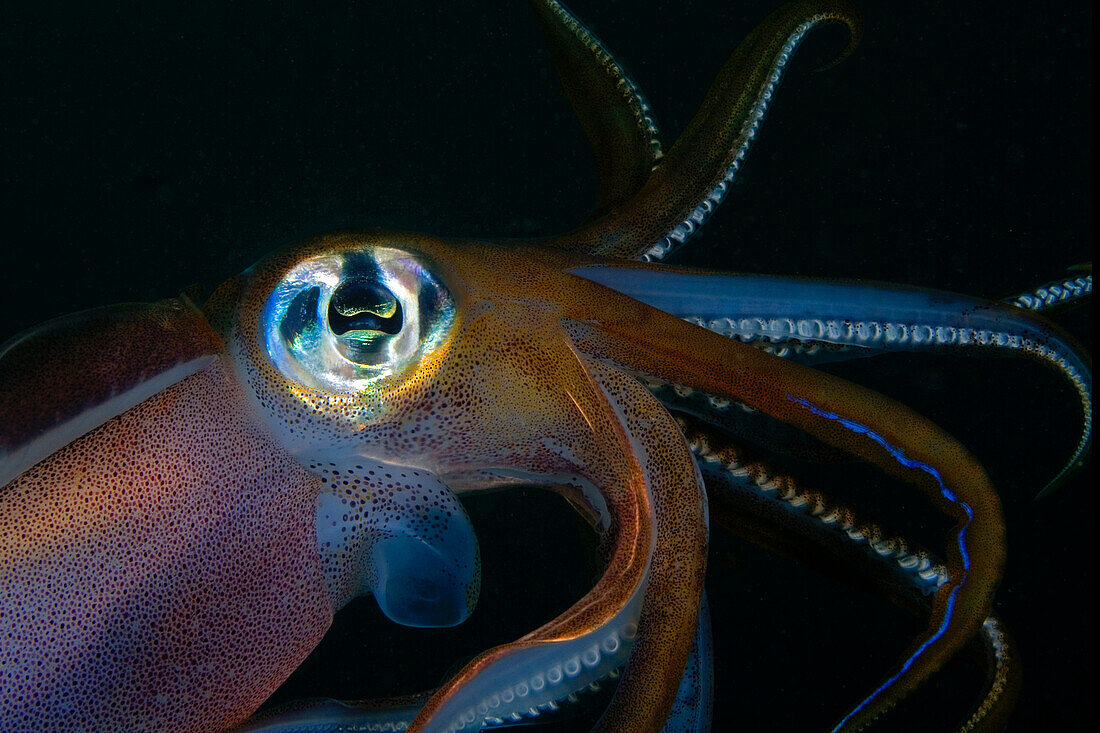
[0,1,1090,732]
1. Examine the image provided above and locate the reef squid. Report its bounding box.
[0,0,1091,731]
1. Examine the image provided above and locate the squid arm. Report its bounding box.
[571,263,1093,496]
[678,413,1020,732]
[524,0,1089,499]
[512,250,1007,731]
[524,0,862,262]
[234,597,714,733]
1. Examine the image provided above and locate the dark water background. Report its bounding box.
[0,0,1092,730]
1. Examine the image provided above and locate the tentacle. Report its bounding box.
[239,568,714,733]
[528,0,662,221]
[408,359,707,732]
[547,266,1004,731]
[961,616,1022,733]
[663,593,714,733]
[682,413,948,598]
[640,365,856,467]
[571,263,1093,495]
[1003,266,1092,313]
[577,362,708,733]
[536,0,861,260]
[677,414,1020,731]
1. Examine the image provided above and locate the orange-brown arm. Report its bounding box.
[531,253,1004,730]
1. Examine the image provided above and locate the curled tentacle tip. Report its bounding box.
[810,3,864,73]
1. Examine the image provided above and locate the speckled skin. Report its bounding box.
[0,300,218,455]
[0,355,330,731]
[311,458,481,623]
[0,300,222,486]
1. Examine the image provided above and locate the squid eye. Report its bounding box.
[261,247,455,394]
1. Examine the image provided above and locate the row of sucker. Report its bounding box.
[959,615,1019,733]
[685,313,1064,351]
[632,369,758,415]
[680,416,948,593]
[677,416,1019,732]
[253,610,709,732]
[540,0,663,163]
[439,620,637,732]
[641,19,819,262]
[1004,272,1092,312]
[681,315,862,360]
[681,311,1092,492]
[236,675,620,732]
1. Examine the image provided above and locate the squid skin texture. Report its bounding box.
[0,355,332,731]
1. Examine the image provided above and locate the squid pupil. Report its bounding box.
[328,278,403,338]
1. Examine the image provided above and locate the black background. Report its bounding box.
[0,0,1092,730]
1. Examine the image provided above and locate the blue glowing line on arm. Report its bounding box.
[783,394,974,731]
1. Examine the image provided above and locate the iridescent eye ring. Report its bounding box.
[262,247,456,394]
